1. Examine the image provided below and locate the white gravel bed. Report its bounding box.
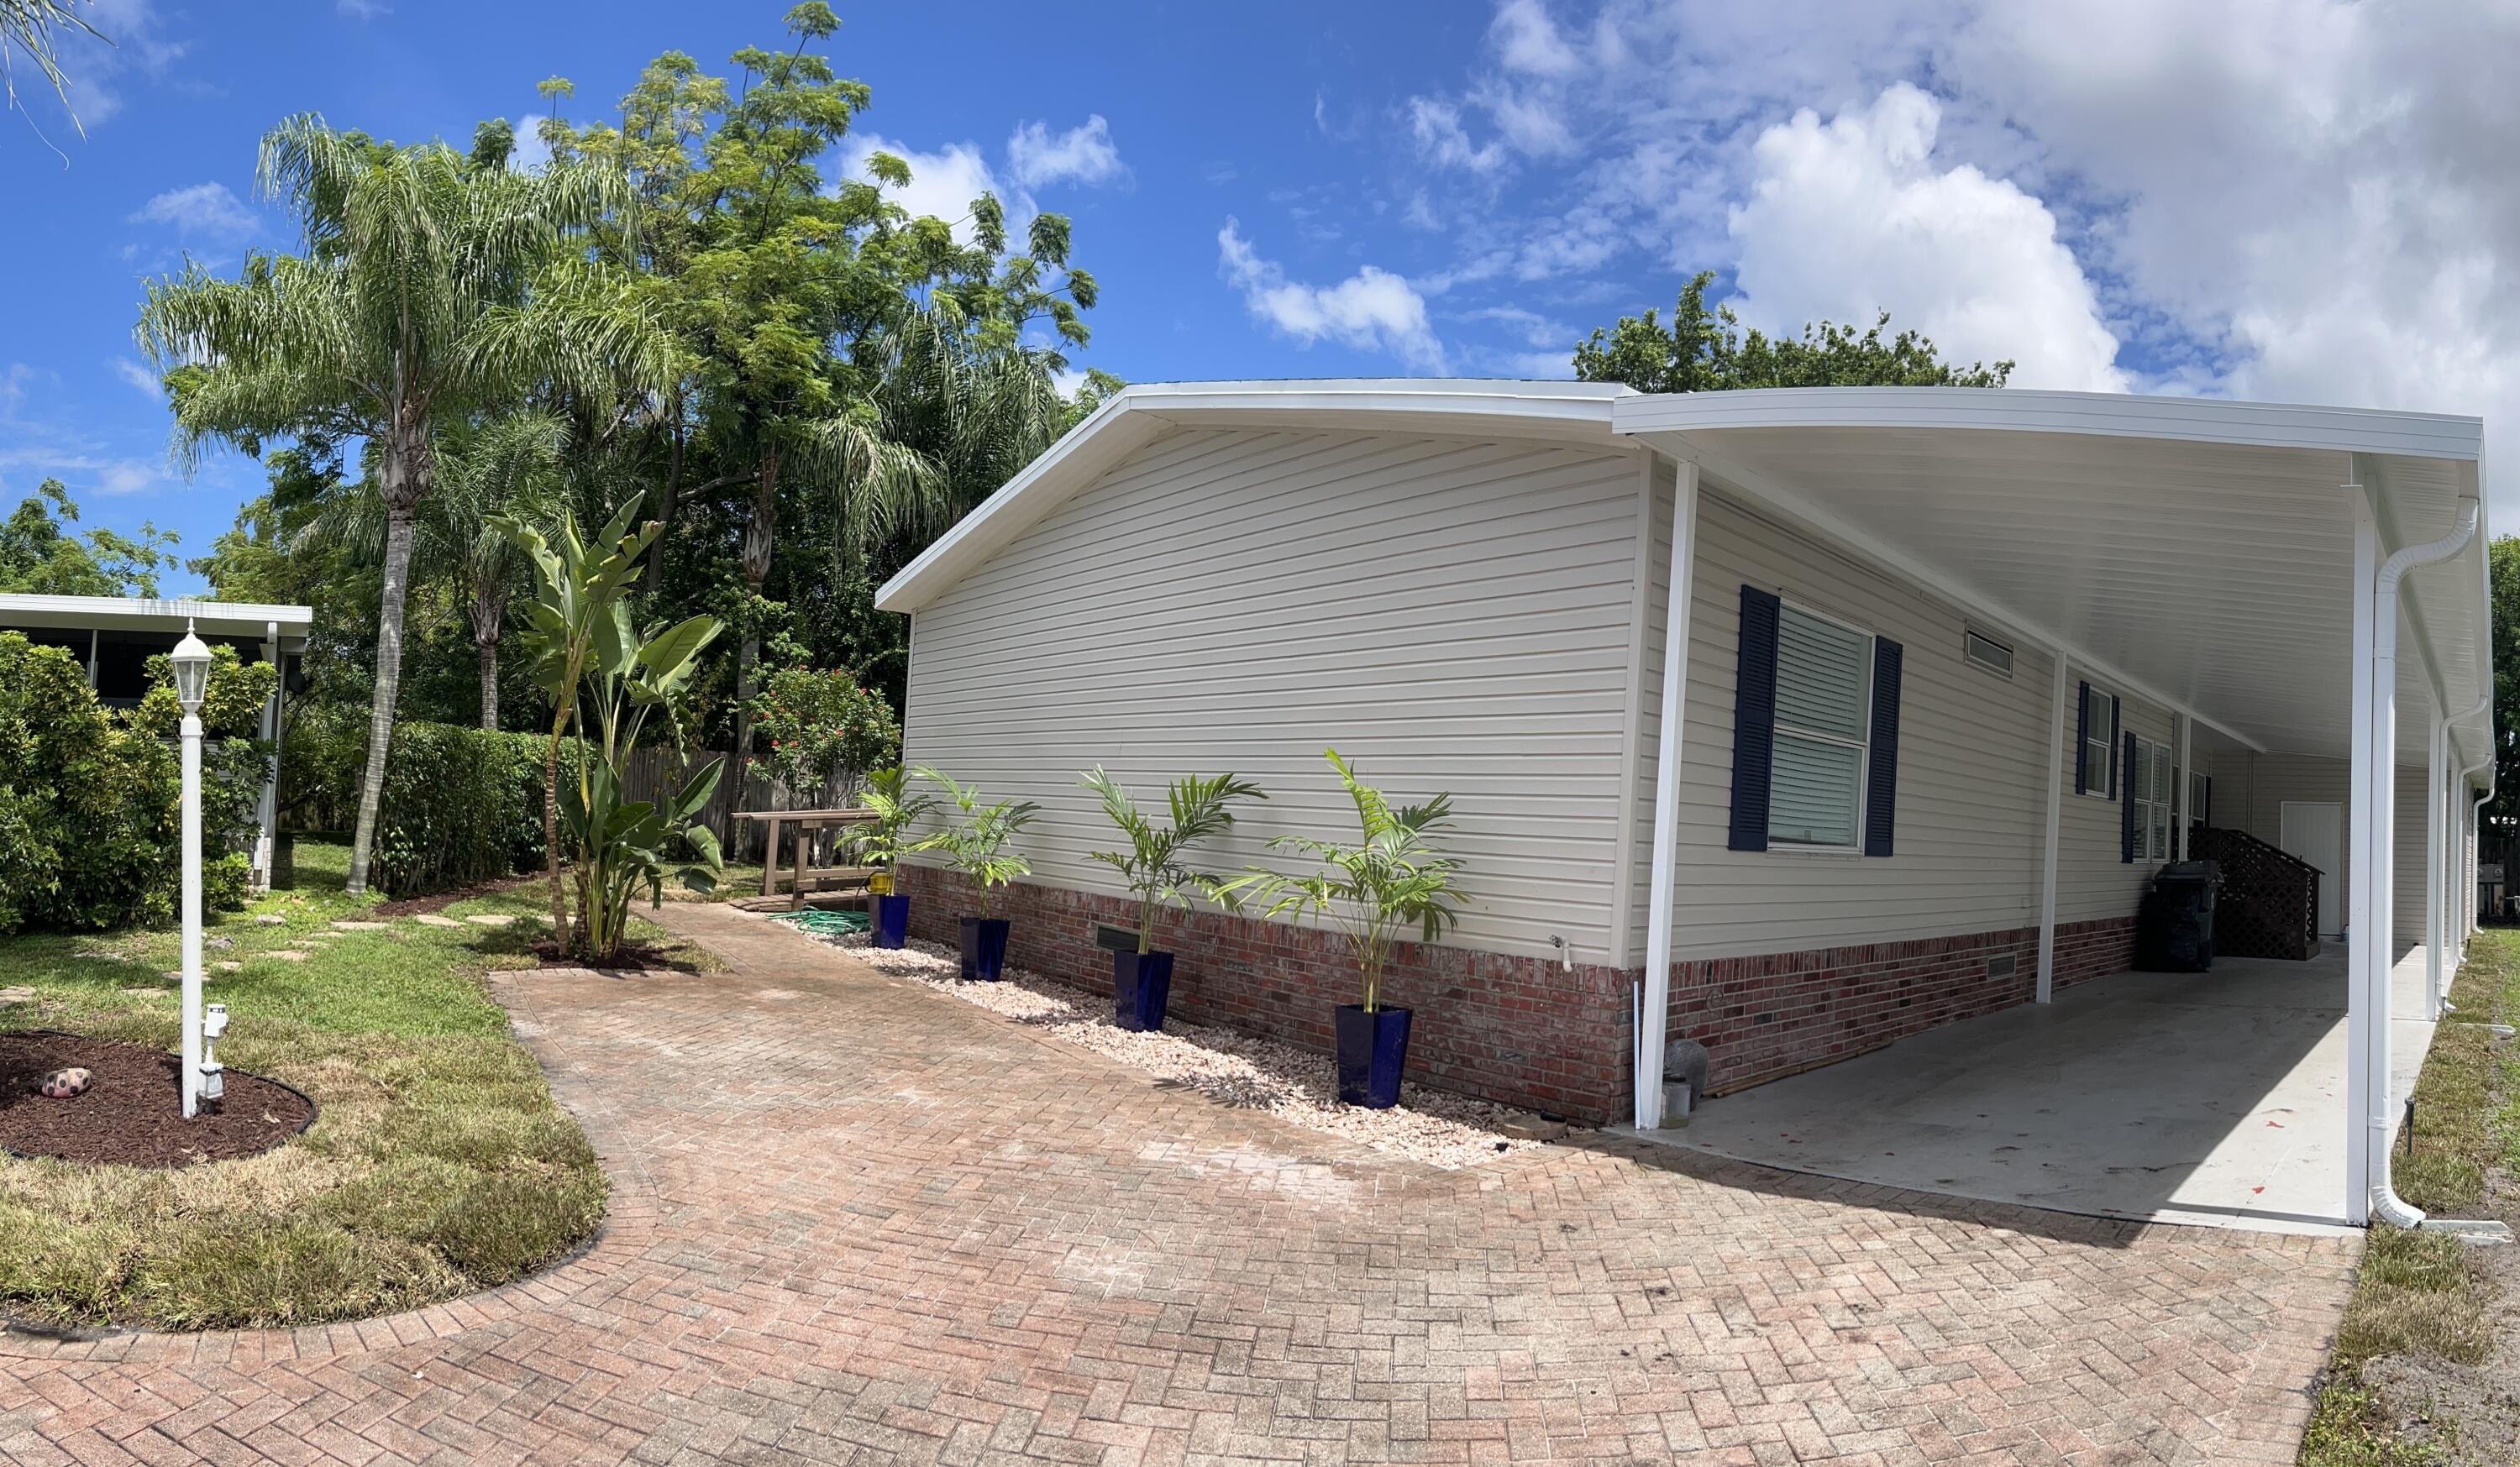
[793,925,1560,1170]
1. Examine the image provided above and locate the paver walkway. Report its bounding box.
[1,904,2357,1465]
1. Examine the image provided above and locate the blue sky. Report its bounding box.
[6,1,2517,593]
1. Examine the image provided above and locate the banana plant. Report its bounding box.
[843,765,935,887]
[501,497,725,961]
[1219,750,1467,1012]
[496,495,659,949]
[1080,768,1265,955]
[910,767,1038,920]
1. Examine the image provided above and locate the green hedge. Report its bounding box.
[284,707,554,898]
[0,633,259,933]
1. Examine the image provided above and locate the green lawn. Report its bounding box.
[2299,929,2519,1465]
[0,841,696,1332]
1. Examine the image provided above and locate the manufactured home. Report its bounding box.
[876,380,2492,1230]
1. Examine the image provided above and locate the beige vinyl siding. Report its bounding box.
[1635,490,2066,961]
[1614,465,1675,967]
[901,426,1649,962]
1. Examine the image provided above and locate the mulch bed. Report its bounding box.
[0,1033,314,1167]
[525,937,701,972]
[374,873,538,918]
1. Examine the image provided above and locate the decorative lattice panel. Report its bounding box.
[2192,825,2320,961]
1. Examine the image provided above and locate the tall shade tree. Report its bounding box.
[136,113,671,892]
[1573,270,2013,391]
[551,2,1097,798]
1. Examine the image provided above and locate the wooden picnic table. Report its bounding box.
[732,807,879,909]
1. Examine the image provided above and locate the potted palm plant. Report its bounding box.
[846,765,932,948]
[1224,750,1466,1108]
[1080,768,1266,1032]
[913,767,1039,980]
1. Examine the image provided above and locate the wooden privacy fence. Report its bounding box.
[617,747,848,862]
[2192,825,2321,961]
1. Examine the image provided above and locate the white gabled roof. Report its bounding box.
[874,380,1630,615]
[875,377,2491,771]
[0,593,314,642]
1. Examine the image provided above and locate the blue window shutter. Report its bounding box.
[2109,697,2123,799]
[2121,732,2137,862]
[2073,681,2091,795]
[1864,638,1903,857]
[1728,586,1781,851]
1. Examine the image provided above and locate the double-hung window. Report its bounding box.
[2129,735,2175,862]
[1767,605,1872,851]
[2078,684,2118,796]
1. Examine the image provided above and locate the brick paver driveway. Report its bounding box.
[2,904,2356,1465]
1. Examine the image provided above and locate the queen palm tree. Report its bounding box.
[298,411,567,731]
[137,113,671,893]
[3,0,100,129]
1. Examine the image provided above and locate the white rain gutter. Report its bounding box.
[2365,495,2479,1229]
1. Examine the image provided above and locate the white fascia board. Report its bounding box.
[874,379,1634,615]
[0,593,313,640]
[1613,386,2484,463]
[2354,453,2496,775]
[1635,431,2271,753]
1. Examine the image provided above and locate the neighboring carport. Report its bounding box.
[1613,387,2492,1228]
[1636,945,2436,1234]
[0,592,310,890]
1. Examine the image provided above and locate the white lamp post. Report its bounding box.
[171,621,212,1119]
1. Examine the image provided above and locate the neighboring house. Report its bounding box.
[0,593,309,890]
[874,380,2491,1229]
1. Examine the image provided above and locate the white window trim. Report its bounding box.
[2131,732,2176,863]
[1767,598,1874,855]
[2077,682,2118,801]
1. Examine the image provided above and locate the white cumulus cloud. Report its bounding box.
[1217,218,1445,370]
[1726,83,2127,392]
[1006,115,1125,190]
[128,181,255,238]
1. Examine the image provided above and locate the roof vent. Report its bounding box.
[1963,629,2013,679]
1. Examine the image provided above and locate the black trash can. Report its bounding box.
[2136,860,2219,972]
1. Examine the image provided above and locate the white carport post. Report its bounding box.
[1633,458,1700,1130]
[2427,710,2447,1019]
[2346,490,2378,1227]
[2034,652,2069,1003]
[257,620,281,891]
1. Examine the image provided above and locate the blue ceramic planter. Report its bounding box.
[1332,1003,1413,1108]
[1113,950,1174,1032]
[872,893,911,949]
[958,917,1010,980]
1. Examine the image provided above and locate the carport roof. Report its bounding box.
[876,378,2490,770]
[0,592,313,644]
[1614,386,2489,768]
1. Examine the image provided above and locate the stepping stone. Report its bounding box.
[261,950,307,963]
[413,914,467,928]
[331,920,391,931]
[465,914,517,927]
[0,987,32,1005]
[121,987,161,998]
[253,914,288,926]
[213,961,242,973]
[162,971,181,982]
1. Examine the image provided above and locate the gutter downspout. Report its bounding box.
[2367,495,2480,1230]
[2445,693,2492,967]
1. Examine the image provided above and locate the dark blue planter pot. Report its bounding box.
[1114,950,1174,1032]
[1332,1003,1413,1108]
[958,917,1010,981]
[872,893,911,949]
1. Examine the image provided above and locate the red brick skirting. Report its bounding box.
[1670,915,2136,1095]
[895,865,1635,1122]
[894,867,2145,1123]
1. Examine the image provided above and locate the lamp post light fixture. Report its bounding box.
[170,621,212,1119]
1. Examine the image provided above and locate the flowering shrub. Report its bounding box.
[750,666,901,805]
